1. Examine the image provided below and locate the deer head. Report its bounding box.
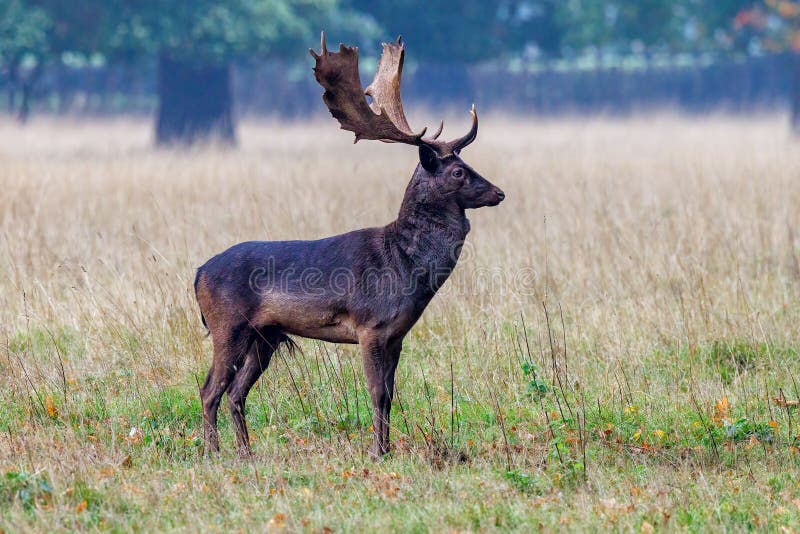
[310,33,504,211]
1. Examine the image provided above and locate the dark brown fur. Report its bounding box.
[195,154,503,456]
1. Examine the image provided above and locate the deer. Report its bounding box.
[194,33,505,457]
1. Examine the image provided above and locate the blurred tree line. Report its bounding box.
[0,0,798,143]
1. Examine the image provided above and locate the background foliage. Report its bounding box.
[1,0,799,138]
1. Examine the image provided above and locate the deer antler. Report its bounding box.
[310,33,478,157]
[310,33,426,144]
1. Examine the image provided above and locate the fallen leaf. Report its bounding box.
[713,397,729,423]
[45,396,58,418]
[267,513,287,530]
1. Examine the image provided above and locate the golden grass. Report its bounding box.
[1,114,799,531]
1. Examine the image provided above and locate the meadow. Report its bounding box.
[1,114,799,532]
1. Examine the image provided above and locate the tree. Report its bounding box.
[555,0,713,58]
[351,0,565,62]
[25,0,373,144]
[728,1,800,131]
[108,0,341,145]
[0,0,49,121]
[348,0,566,109]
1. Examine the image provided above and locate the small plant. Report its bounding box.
[504,469,538,493]
[706,340,760,383]
[521,362,549,398]
[0,471,53,511]
[723,418,776,443]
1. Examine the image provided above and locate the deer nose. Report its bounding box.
[496,189,505,201]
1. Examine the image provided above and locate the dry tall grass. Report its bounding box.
[0,115,799,531]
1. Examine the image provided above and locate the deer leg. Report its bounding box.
[380,339,402,453]
[360,333,403,457]
[201,326,251,453]
[201,363,235,453]
[227,333,278,456]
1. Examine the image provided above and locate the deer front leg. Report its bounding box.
[360,332,402,457]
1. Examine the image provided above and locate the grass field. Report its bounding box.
[1,114,799,532]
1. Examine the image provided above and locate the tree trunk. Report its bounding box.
[18,84,31,123]
[7,84,16,115]
[17,59,43,124]
[7,56,20,114]
[793,52,800,134]
[156,53,235,146]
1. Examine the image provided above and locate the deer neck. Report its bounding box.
[390,195,470,291]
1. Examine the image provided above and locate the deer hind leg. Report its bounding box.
[201,324,253,453]
[227,328,285,455]
[360,333,403,457]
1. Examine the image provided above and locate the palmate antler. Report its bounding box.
[310,33,478,158]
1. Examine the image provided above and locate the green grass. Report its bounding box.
[3,318,800,532]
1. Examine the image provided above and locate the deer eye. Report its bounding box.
[452,168,463,178]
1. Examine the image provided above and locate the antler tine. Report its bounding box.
[309,31,326,60]
[445,104,478,154]
[427,120,444,141]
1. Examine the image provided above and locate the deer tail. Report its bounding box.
[193,268,210,336]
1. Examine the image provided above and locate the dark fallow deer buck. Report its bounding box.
[194,33,505,457]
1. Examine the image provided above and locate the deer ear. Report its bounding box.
[418,145,440,174]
